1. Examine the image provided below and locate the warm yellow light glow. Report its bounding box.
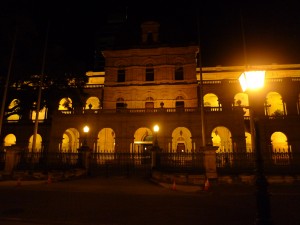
[239,71,265,92]
[83,125,90,133]
[153,125,159,133]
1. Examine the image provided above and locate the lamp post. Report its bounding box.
[151,125,159,169]
[239,71,272,225]
[153,125,159,149]
[78,125,90,170]
[83,125,90,147]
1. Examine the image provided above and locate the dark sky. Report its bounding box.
[1,0,300,80]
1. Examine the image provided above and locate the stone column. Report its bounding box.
[201,145,219,180]
[77,145,91,173]
[4,145,21,175]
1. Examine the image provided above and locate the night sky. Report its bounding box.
[1,0,300,81]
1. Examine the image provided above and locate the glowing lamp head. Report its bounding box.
[153,125,159,133]
[83,125,90,133]
[239,71,265,92]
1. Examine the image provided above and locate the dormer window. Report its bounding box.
[141,21,160,44]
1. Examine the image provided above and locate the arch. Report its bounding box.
[171,127,193,152]
[31,105,47,121]
[234,92,249,116]
[211,126,232,152]
[145,97,154,110]
[145,97,154,101]
[270,131,290,165]
[245,132,252,153]
[85,96,100,109]
[114,61,127,67]
[265,92,285,116]
[204,93,219,107]
[61,128,80,153]
[143,59,155,65]
[58,97,72,110]
[133,127,153,153]
[116,97,125,102]
[4,134,16,146]
[7,99,20,121]
[173,57,185,64]
[97,128,115,152]
[271,132,289,153]
[28,134,42,152]
[176,96,184,100]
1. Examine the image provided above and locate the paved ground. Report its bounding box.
[0,176,300,225]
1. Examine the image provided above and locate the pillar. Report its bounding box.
[4,145,21,175]
[201,145,218,180]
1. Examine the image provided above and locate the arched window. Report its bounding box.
[116,97,126,110]
[145,97,154,109]
[175,96,184,110]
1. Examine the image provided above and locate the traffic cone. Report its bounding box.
[47,175,52,184]
[16,178,21,187]
[203,178,210,191]
[172,179,176,190]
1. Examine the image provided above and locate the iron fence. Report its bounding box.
[15,151,79,172]
[89,152,152,177]
[216,151,300,175]
[158,152,205,173]
[1,150,300,176]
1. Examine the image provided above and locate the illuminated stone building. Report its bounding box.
[1,21,300,166]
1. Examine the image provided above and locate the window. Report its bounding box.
[175,64,184,80]
[147,32,154,44]
[176,101,184,108]
[116,98,126,112]
[145,97,154,112]
[146,64,154,81]
[117,67,125,82]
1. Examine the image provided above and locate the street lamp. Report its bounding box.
[151,125,160,169]
[153,125,159,149]
[83,125,89,147]
[239,71,272,225]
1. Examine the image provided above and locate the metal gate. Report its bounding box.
[89,152,152,177]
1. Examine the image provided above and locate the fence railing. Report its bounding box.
[216,152,300,175]
[1,150,300,176]
[158,152,205,173]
